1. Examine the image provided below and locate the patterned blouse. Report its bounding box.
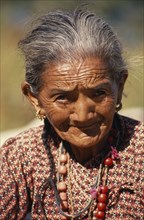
[0,115,143,220]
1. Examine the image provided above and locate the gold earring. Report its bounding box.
[116,102,122,112]
[36,109,46,120]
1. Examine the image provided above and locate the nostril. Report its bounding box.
[69,96,95,122]
[70,111,95,123]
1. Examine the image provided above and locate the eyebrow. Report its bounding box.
[90,82,112,89]
[49,82,112,94]
[50,88,77,94]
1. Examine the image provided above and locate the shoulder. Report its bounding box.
[0,125,45,163]
[113,115,143,191]
[0,125,54,186]
[118,115,143,171]
[118,114,143,141]
[1,125,44,148]
[117,114,143,164]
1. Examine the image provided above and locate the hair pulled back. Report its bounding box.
[19,8,127,95]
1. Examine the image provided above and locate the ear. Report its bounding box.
[117,70,128,104]
[21,81,40,111]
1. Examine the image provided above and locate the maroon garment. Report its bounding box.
[0,115,143,220]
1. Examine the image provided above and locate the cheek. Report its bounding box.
[45,104,69,128]
[38,95,68,127]
[98,96,116,114]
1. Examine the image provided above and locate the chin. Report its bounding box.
[56,127,108,149]
[65,134,101,149]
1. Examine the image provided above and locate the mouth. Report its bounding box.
[72,121,99,130]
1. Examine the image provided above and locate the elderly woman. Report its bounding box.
[0,9,143,220]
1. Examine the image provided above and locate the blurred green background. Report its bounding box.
[0,0,144,131]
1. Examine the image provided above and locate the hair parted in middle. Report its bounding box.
[19,8,127,95]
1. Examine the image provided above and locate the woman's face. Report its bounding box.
[35,57,124,149]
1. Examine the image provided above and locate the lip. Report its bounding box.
[72,122,99,130]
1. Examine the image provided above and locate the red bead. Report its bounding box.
[104,157,113,167]
[98,194,107,203]
[101,185,109,194]
[95,211,105,219]
[97,202,106,211]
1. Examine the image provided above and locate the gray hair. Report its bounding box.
[19,9,127,94]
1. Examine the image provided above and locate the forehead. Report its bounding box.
[41,57,111,88]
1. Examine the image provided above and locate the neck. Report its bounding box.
[68,132,110,164]
[70,143,106,164]
[68,131,112,164]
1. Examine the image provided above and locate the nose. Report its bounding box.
[70,95,95,123]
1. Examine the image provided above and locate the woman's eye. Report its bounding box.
[94,90,106,97]
[55,95,68,103]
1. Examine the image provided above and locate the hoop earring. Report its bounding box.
[36,109,46,120]
[116,102,122,112]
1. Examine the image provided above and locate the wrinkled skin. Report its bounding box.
[23,57,127,163]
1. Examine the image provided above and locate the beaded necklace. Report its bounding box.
[54,129,120,220]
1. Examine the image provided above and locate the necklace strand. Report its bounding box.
[67,154,74,218]
[55,143,100,219]
[56,148,103,219]
[55,130,120,219]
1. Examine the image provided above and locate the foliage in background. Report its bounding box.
[0,0,143,131]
